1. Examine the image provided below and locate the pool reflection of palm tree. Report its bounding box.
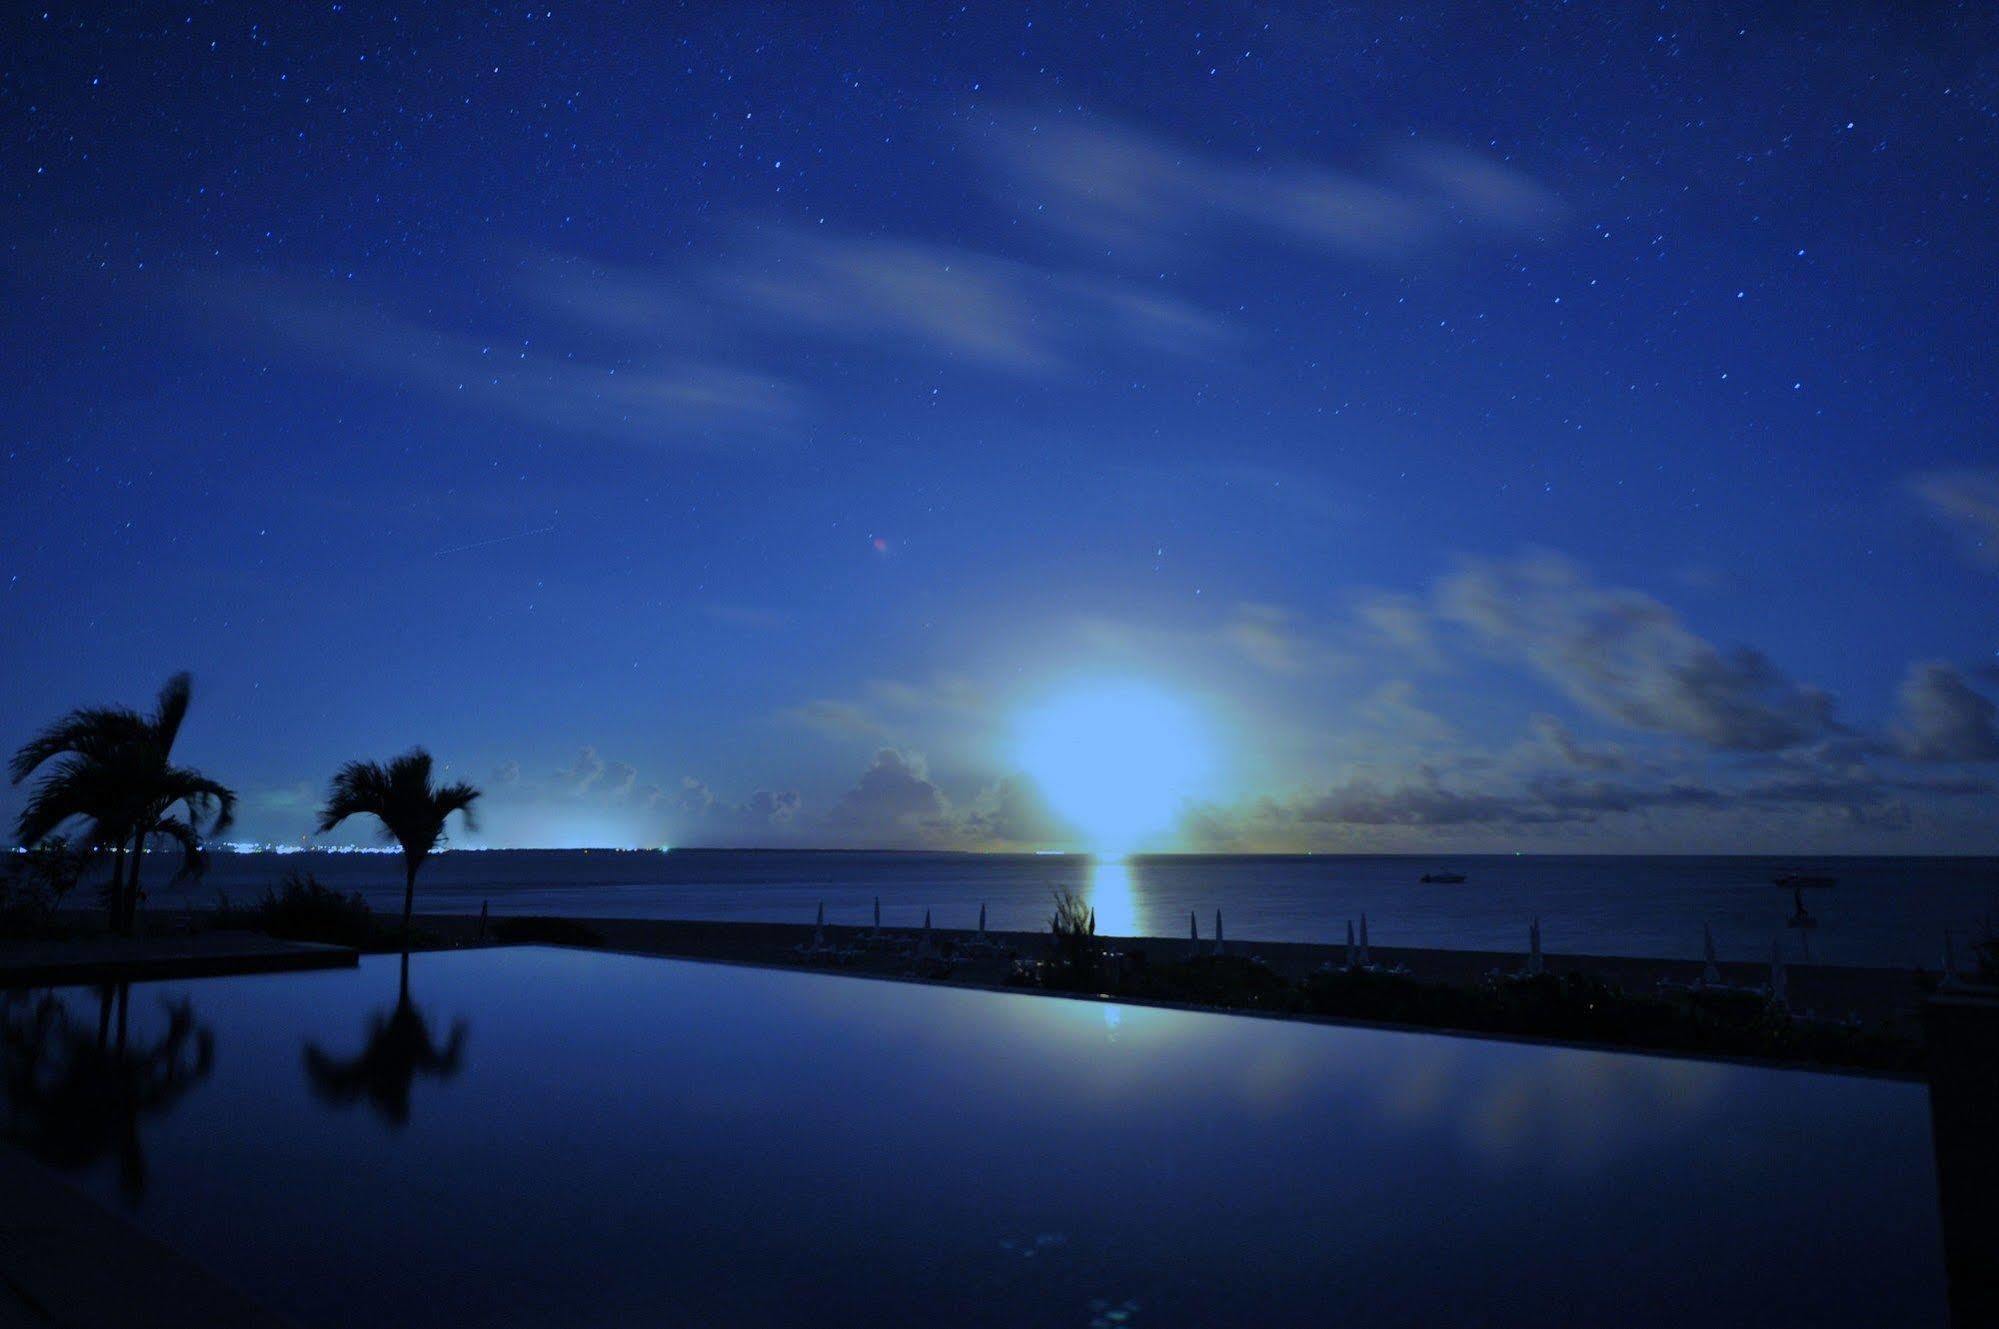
[303,953,467,1127]
[0,984,216,1199]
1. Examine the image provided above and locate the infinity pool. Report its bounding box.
[1,948,1946,1327]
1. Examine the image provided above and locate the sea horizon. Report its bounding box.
[158,847,1999,970]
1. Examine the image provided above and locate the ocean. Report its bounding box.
[159,850,1999,970]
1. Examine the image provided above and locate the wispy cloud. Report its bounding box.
[1892,661,1999,762]
[715,226,1234,374]
[199,272,797,445]
[1436,551,1840,752]
[978,115,1566,261]
[1911,468,1999,570]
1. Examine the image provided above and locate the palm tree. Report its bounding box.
[9,674,236,933]
[315,749,479,945]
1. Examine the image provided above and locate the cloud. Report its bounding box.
[954,776,1070,848]
[1911,469,1999,570]
[784,699,887,741]
[1358,681,1458,745]
[784,675,988,743]
[825,749,951,841]
[1223,602,1309,673]
[556,746,607,793]
[198,272,795,445]
[718,227,1232,374]
[1529,715,1630,773]
[1892,662,1999,762]
[665,777,802,839]
[1351,591,1447,669]
[1399,145,1568,231]
[1438,552,1839,752]
[1294,770,1587,827]
[980,116,1564,261]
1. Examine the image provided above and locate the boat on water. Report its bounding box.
[1420,871,1468,884]
[1772,872,1837,889]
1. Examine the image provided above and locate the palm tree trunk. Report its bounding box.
[401,856,418,947]
[106,843,127,935]
[123,828,146,935]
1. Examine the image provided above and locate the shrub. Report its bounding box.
[0,838,89,938]
[253,871,379,948]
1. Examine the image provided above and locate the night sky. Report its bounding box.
[5,3,1997,852]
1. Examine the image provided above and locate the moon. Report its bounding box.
[1014,681,1214,857]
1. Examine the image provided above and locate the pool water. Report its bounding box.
[0,948,1947,1327]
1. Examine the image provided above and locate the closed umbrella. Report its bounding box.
[1702,923,1721,987]
[1358,914,1371,967]
[1214,909,1225,957]
[1527,918,1543,977]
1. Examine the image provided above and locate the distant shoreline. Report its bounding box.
[200,846,1999,861]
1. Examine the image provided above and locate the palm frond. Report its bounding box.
[8,706,146,784]
[432,781,481,835]
[314,749,480,859]
[14,757,131,849]
[155,767,237,837]
[149,673,193,753]
[145,815,208,883]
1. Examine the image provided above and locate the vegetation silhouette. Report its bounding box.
[302,952,467,1128]
[0,984,215,1200]
[314,748,480,947]
[0,835,90,936]
[9,673,236,933]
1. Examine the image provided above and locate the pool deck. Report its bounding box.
[0,932,357,989]
[0,1145,297,1328]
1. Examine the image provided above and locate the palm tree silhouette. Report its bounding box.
[9,673,236,933]
[315,749,480,948]
[0,985,216,1200]
[302,952,467,1127]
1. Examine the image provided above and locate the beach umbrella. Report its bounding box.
[1214,909,1225,957]
[1345,919,1357,969]
[1769,939,1788,1009]
[924,908,932,932]
[1358,913,1371,967]
[1088,907,1097,936]
[1190,910,1199,942]
[873,896,881,933]
[978,902,987,935]
[1527,918,1543,977]
[813,900,826,948]
[1702,923,1721,987]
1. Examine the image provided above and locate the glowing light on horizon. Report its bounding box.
[1087,858,1138,938]
[1014,681,1212,857]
